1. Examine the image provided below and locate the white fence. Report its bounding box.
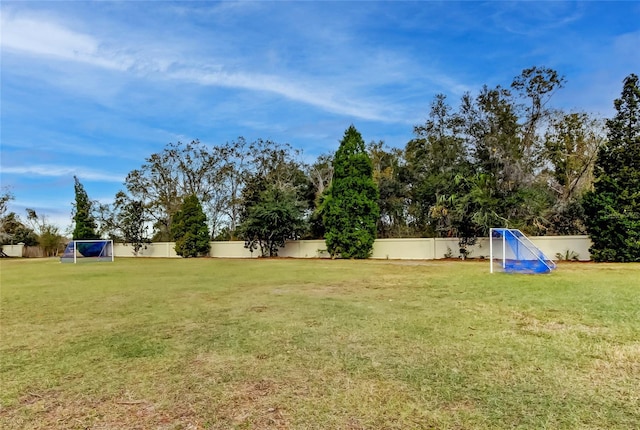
[111,236,593,261]
[1,243,25,257]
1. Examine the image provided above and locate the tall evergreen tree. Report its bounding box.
[324,125,379,258]
[171,194,210,257]
[72,176,99,240]
[584,74,640,261]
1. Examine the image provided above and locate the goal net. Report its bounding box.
[60,240,114,263]
[489,228,556,274]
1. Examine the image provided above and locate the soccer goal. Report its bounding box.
[60,240,114,263]
[489,228,556,274]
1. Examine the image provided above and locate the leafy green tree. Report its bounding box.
[511,66,566,164]
[237,139,310,243]
[457,70,564,237]
[124,140,225,241]
[405,94,471,237]
[119,200,150,256]
[109,192,151,256]
[26,209,64,256]
[584,73,640,261]
[237,140,310,250]
[237,184,306,257]
[171,194,210,258]
[72,176,99,240]
[368,141,410,238]
[239,140,308,213]
[0,212,38,246]
[214,137,255,239]
[324,125,379,259]
[443,173,503,257]
[306,153,334,239]
[0,190,39,247]
[39,225,64,256]
[544,112,603,203]
[123,138,307,241]
[543,112,604,234]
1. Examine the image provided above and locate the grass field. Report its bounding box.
[1,258,639,429]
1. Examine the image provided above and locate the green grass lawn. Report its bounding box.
[1,258,639,429]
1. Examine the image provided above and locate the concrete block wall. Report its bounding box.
[276,240,330,259]
[109,235,592,261]
[372,238,436,260]
[113,242,179,258]
[210,241,257,258]
[527,236,592,261]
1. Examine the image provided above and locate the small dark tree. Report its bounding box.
[324,125,379,258]
[0,188,13,222]
[72,176,99,240]
[238,184,305,257]
[584,74,640,261]
[171,194,210,257]
[1,189,17,244]
[115,193,151,256]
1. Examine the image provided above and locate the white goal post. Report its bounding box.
[60,240,114,263]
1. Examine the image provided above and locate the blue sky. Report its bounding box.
[1,1,639,231]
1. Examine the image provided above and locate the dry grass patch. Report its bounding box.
[591,343,640,381]
[511,310,605,336]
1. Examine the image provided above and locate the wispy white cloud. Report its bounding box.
[169,68,395,122]
[1,10,128,71]
[0,10,385,121]
[1,11,97,59]
[2,165,124,183]
[489,2,585,36]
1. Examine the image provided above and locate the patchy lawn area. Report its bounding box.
[1,258,639,429]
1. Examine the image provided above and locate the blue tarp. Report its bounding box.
[492,229,555,274]
[62,242,106,258]
[61,241,112,262]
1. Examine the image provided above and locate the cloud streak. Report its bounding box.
[1,10,411,123]
[2,165,125,183]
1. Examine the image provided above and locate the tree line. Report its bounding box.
[1,68,638,261]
